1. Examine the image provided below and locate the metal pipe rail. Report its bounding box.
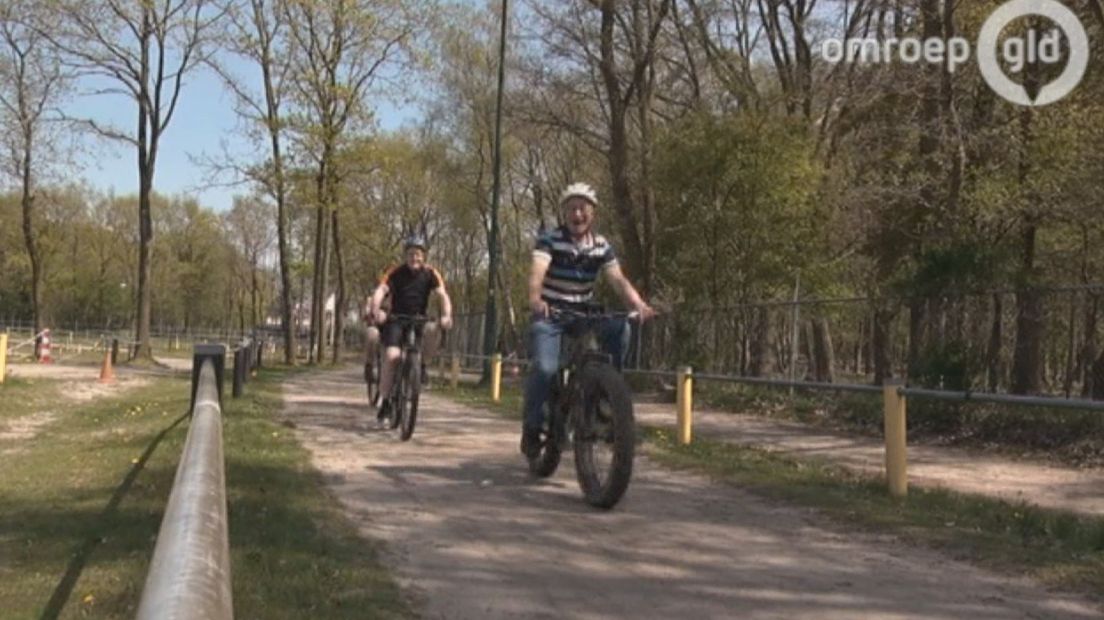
[898,387,1104,411]
[691,371,885,394]
[136,357,233,620]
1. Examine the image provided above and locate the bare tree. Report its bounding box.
[597,0,672,295]
[40,0,215,359]
[225,194,275,330]
[211,0,297,364]
[284,0,425,364]
[0,2,69,355]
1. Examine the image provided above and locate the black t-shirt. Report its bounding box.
[380,264,443,315]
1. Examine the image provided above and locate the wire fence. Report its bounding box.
[438,285,1104,402]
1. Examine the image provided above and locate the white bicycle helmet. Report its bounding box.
[560,182,599,208]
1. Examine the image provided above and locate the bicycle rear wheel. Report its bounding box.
[365,356,380,406]
[399,352,420,441]
[573,363,635,509]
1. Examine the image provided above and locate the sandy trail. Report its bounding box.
[281,367,1101,620]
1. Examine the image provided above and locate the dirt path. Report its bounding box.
[633,402,1104,516]
[281,367,1101,619]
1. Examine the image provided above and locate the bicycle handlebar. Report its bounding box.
[548,307,640,322]
[387,313,433,324]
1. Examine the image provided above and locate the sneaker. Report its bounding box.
[520,428,542,459]
[376,401,392,428]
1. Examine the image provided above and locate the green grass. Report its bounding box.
[0,366,413,619]
[0,375,62,420]
[0,378,194,619]
[436,379,1104,600]
[225,367,413,619]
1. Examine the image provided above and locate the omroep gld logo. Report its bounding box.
[977,0,1089,107]
[819,0,1090,107]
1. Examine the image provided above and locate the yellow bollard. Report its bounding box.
[451,353,460,389]
[491,353,503,402]
[677,366,693,445]
[0,333,7,384]
[883,380,908,498]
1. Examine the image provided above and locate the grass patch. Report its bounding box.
[225,367,413,619]
[0,365,412,619]
[0,375,62,422]
[0,377,193,619]
[436,379,1104,600]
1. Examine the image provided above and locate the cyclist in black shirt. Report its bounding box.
[367,235,453,424]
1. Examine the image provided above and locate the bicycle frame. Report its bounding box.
[548,308,634,435]
[386,314,428,400]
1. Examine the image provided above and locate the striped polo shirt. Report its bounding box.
[533,226,618,307]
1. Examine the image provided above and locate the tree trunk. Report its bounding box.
[873,308,894,384]
[20,139,42,358]
[863,315,873,375]
[250,259,259,330]
[1092,351,1104,401]
[1082,295,1099,397]
[987,293,1003,392]
[812,316,835,382]
[636,2,657,296]
[1010,36,1044,395]
[253,0,296,366]
[308,195,325,363]
[748,306,774,377]
[1012,280,1044,394]
[133,8,155,361]
[597,0,668,290]
[331,206,346,365]
[907,298,928,375]
[1063,294,1077,397]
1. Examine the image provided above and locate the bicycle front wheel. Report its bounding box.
[399,352,420,441]
[573,363,635,509]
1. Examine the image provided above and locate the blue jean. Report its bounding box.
[522,316,630,433]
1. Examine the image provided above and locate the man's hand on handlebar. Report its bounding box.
[440,315,453,330]
[374,309,388,325]
[634,302,656,322]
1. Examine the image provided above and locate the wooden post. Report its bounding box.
[883,380,908,498]
[677,366,694,445]
[491,353,503,402]
[0,333,7,384]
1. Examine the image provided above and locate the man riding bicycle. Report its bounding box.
[367,234,453,426]
[520,183,655,458]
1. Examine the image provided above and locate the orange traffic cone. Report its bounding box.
[99,348,116,384]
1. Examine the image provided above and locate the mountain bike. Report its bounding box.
[528,306,638,509]
[380,314,431,441]
[364,346,381,406]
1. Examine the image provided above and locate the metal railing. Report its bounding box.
[433,342,1104,500]
[136,351,233,620]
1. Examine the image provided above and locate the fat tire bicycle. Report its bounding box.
[527,306,638,509]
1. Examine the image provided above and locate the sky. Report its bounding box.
[67,60,420,213]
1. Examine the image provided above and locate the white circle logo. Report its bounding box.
[977,0,1090,106]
